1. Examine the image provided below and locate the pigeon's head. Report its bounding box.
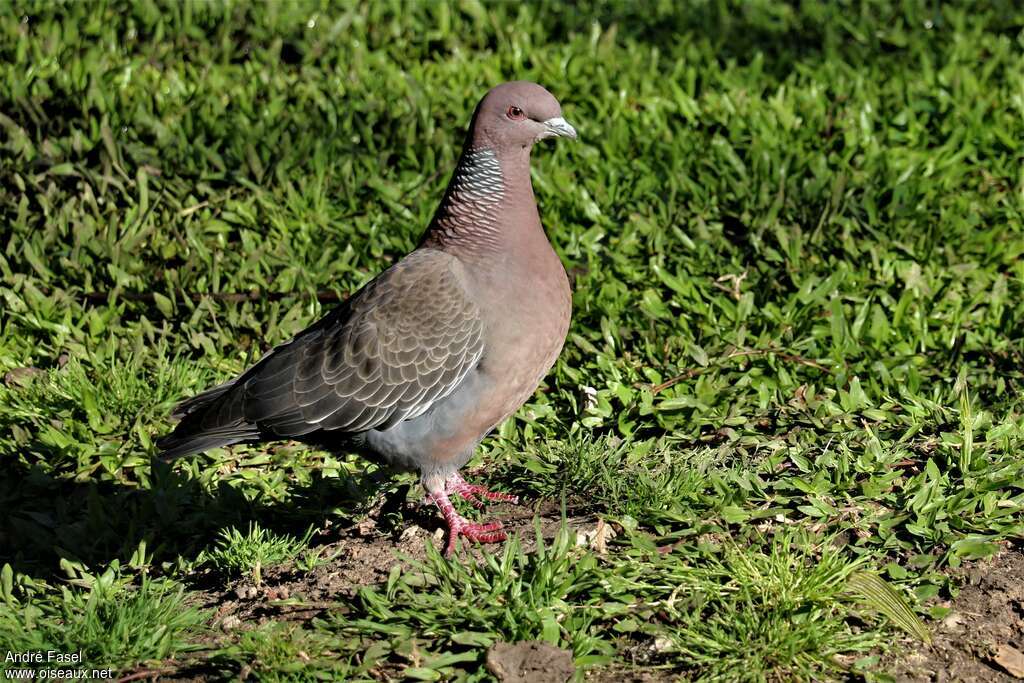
[470,81,577,151]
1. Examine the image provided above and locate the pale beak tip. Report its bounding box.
[543,116,578,141]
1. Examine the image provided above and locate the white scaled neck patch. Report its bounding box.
[450,148,504,207]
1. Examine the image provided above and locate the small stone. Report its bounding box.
[3,366,44,387]
[652,635,674,653]
[941,613,965,630]
[220,614,242,632]
[485,641,574,683]
[265,586,291,601]
[235,584,258,599]
[992,643,1024,679]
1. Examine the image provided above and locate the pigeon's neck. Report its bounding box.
[423,145,538,257]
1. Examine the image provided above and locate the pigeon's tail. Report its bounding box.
[169,380,236,419]
[157,381,261,460]
[157,425,260,460]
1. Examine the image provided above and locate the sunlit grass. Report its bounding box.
[1,0,1023,678]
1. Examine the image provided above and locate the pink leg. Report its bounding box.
[430,489,507,557]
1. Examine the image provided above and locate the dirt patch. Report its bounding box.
[486,641,575,683]
[180,507,1024,681]
[889,548,1024,682]
[191,498,600,631]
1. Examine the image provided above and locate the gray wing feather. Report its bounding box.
[239,249,484,437]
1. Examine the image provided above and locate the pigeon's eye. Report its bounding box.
[506,105,525,120]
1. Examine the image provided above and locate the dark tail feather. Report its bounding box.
[158,381,260,460]
[170,379,236,419]
[157,423,260,460]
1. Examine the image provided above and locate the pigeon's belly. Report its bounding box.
[358,366,510,479]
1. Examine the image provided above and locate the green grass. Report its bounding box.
[338,526,904,681]
[2,0,1024,680]
[0,561,207,671]
[202,522,316,584]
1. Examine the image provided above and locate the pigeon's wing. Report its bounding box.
[238,249,485,437]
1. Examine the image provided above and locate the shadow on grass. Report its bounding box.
[0,453,410,582]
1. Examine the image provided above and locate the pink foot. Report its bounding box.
[429,489,508,557]
[444,473,519,507]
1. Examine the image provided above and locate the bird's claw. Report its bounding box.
[429,487,509,557]
[445,474,519,506]
[444,518,507,556]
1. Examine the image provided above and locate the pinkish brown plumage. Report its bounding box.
[158,81,575,556]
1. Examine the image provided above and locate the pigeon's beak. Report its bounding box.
[540,117,578,141]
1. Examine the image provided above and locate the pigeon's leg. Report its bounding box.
[444,473,519,506]
[427,487,507,557]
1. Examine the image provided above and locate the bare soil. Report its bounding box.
[888,548,1024,682]
[175,502,1024,681]
[192,498,600,633]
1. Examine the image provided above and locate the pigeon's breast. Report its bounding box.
[474,242,572,421]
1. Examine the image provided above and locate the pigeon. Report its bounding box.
[158,81,576,556]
